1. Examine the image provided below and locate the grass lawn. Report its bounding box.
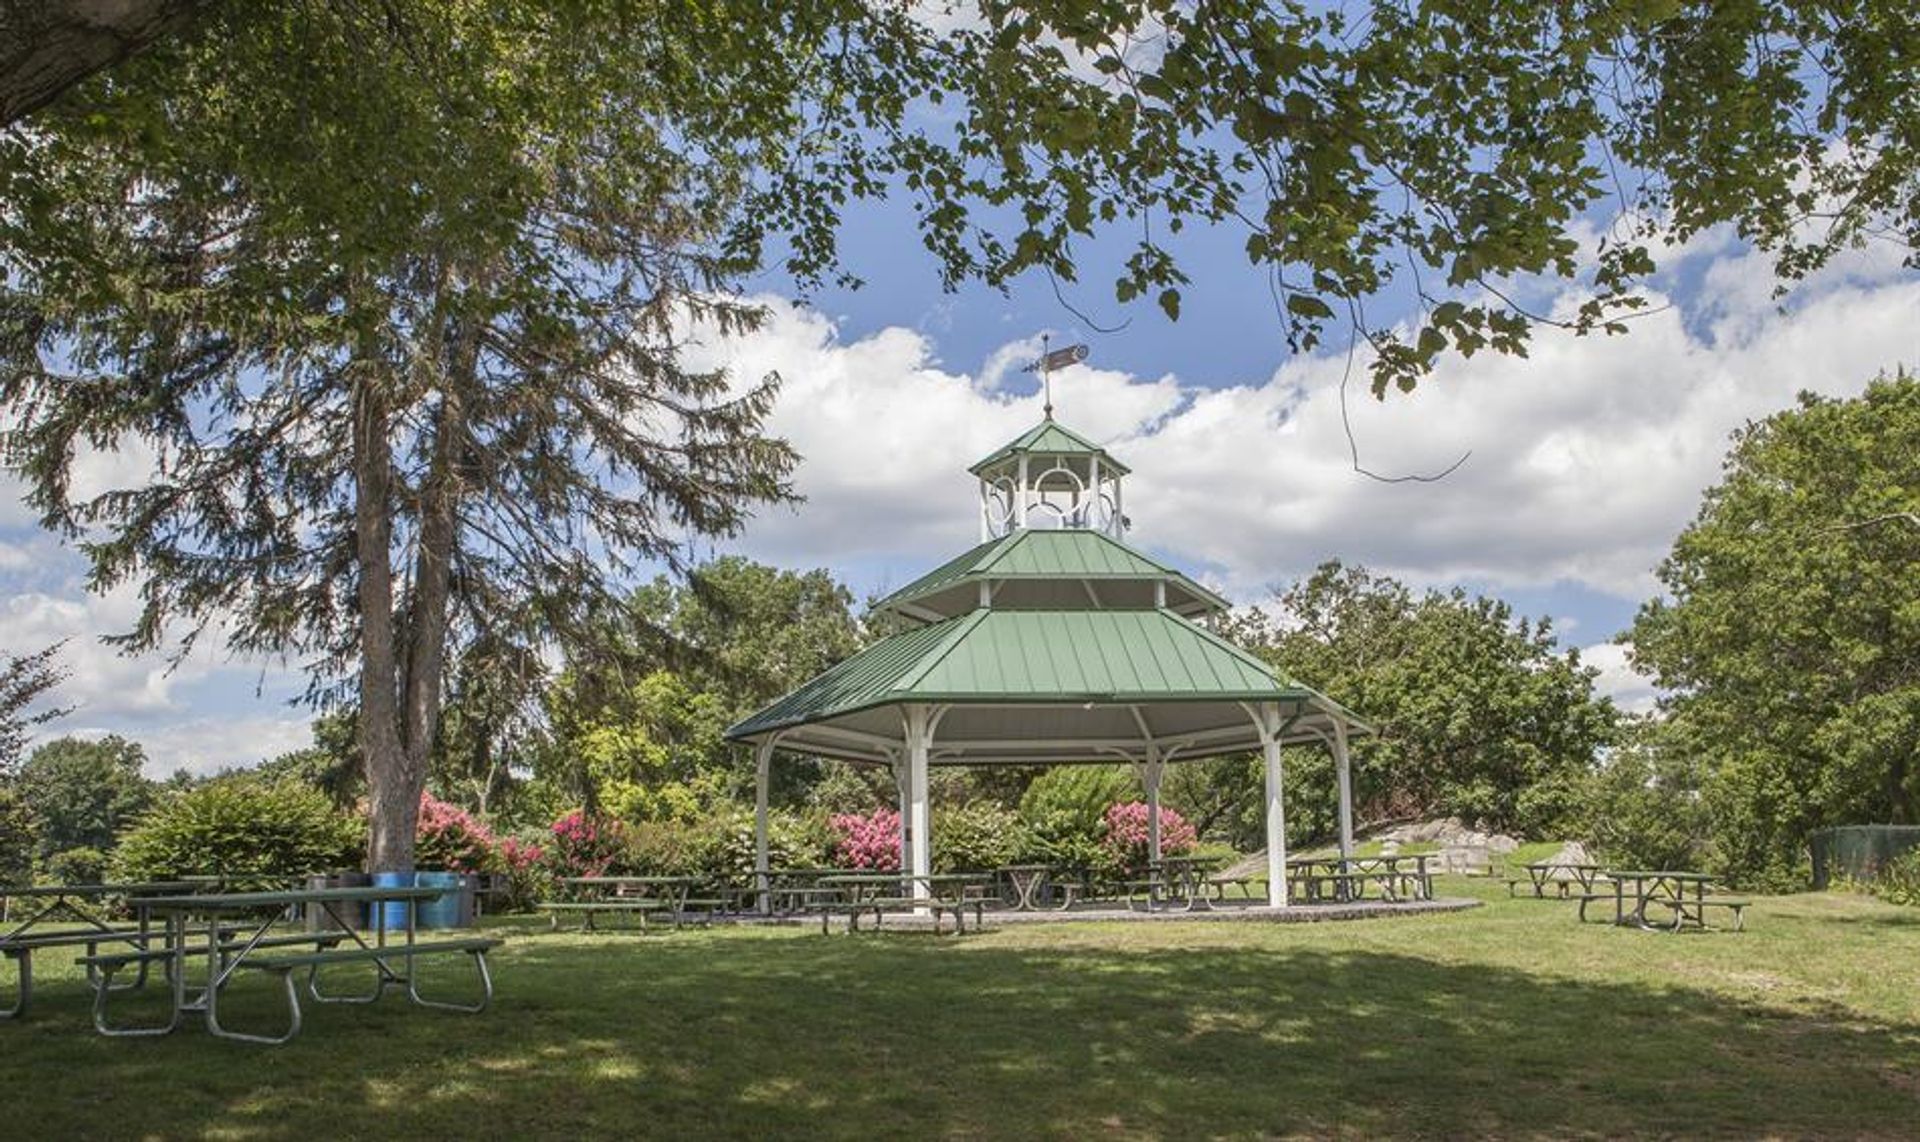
[4,878,1919,1139]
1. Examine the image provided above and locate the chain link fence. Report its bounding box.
[1809,826,1920,888]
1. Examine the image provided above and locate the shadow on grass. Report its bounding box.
[7,932,1920,1140]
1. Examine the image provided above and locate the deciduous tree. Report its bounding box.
[1629,374,1920,887]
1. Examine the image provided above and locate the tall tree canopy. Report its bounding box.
[1629,374,1920,887]
[0,641,68,774]
[17,734,154,873]
[537,557,863,819]
[1209,562,1616,843]
[1,2,1911,866]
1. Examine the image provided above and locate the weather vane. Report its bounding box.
[1023,335,1088,419]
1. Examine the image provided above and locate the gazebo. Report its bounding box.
[726,414,1372,909]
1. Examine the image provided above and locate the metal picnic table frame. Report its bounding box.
[1593,870,1716,930]
[1288,855,1433,903]
[0,881,198,1018]
[1137,855,1226,912]
[818,872,996,931]
[120,884,493,1044]
[995,864,1056,911]
[558,875,708,929]
[1515,862,1605,899]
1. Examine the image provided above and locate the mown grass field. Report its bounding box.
[3,877,1918,1139]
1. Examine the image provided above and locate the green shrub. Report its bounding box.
[0,787,35,884]
[933,802,1023,872]
[1018,765,1135,833]
[1012,808,1122,882]
[623,808,833,883]
[44,845,108,884]
[114,778,363,882]
[1870,848,1920,907]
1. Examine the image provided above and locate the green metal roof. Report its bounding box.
[872,529,1230,618]
[969,419,1131,476]
[726,608,1305,740]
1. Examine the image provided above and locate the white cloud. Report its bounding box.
[697,242,1918,609]
[53,715,315,780]
[0,586,187,716]
[1580,642,1659,715]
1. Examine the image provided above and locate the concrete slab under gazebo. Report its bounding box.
[725,412,1376,912]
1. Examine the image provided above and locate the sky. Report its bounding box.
[4,173,1918,779]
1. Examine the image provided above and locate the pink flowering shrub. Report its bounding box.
[415,793,501,872]
[499,836,544,871]
[494,834,551,911]
[830,807,902,870]
[549,810,627,879]
[1102,801,1198,876]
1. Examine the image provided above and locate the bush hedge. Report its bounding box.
[113,778,363,882]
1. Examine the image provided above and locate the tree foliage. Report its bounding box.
[1,3,800,868]
[113,776,363,882]
[537,558,864,819]
[17,734,153,868]
[0,641,68,774]
[1216,562,1617,843]
[1629,374,1920,887]
[4,1,1913,867]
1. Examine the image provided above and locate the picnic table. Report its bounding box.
[758,867,853,914]
[1587,870,1748,931]
[1129,856,1227,912]
[98,884,499,1045]
[1288,855,1433,903]
[0,881,196,1019]
[541,875,708,931]
[1510,862,1606,899]
[995,864,1058,911]
[817,873,995,933]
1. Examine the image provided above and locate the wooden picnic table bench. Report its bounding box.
[1585,871,1745,932]
[535,899,670,931]
[1507,863,1607,899]
[1290,869,1421,904]
[540,875,710,931]
[1654,894,1752,932]
[816,874,994,934]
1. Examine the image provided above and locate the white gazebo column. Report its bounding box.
[753,737,775,914]
[902,705,937,912]
[1252,703,1289,908]
[1143,746,1165,865]
[893,755,911,874]
[1333,717,1355,861]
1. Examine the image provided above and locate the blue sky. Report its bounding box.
[5,168,1918,777]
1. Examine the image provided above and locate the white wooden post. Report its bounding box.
[754,737,774,913]
[1256,704,1289,908]
[1144,746,1164,865]
[903,705,935,912]
[893,755,911,876]
[1333,717,1355,861]
[1016,455,1030,529]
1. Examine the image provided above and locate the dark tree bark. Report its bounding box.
[1,1,204,126]
[352,371,413,873]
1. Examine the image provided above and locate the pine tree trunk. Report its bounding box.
[353,374,415,873]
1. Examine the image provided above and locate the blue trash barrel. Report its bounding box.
[372,870,415,933]
[414,871,470,929]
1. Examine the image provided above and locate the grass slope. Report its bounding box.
[3,878,1917,1139]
